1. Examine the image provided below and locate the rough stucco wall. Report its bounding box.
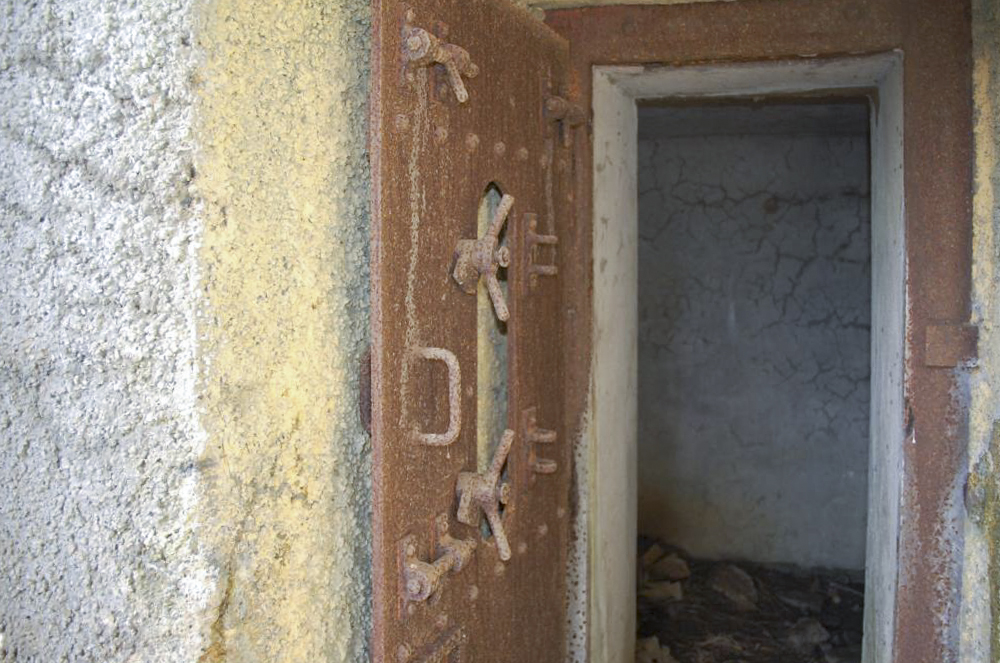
[636,106,871,569]
[963,1,1000,661]
[194,1,372,661]
[0,1,214,661]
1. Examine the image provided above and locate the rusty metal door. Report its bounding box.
[370,1,578,660]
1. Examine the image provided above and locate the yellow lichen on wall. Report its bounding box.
[964,1,999,661]
[193,0,371,661]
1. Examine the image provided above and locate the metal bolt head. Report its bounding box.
[498,482,511,505]
[496,246,510,269]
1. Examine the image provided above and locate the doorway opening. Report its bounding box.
[583,55,905,663]
[634,98,871,663]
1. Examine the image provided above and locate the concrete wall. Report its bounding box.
[963,1,1000,661]
[194,1,372,661]
[0,1,372,662]
[0,1,212,661]
[635,104,872,569]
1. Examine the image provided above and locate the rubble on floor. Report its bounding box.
[637,540,864,663]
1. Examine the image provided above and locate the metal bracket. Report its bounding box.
[456,429,515,560]
[545,95,586,147]
[404,18,479,104]
[524,213,558,288]
[409,347,462,446]
[401,516,476,604]
[452,193,514,322]
[925,323,979,367]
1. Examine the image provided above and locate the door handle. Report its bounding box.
[452,193,514,322]
[410,347,462,446]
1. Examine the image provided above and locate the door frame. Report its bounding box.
[588,54,904,663]
[547,3,974,663]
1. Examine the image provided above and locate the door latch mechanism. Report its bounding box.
[404,25,480,104]
[524,406,558,475]
[401,516,476,604]
[452,193,514,322]
[456,429,515,560]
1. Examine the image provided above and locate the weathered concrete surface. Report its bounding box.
[0,0,372,661]
[963,1,1000,661]
[636,104,871,569]
[194,1,372,662]
[0,1,213,661]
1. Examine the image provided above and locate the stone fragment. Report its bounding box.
[707,564,758,610]
[787,617,831,651]
[636,635,680,663]
[639,580,684,602]
[776,587,825,614]
[639,543,665,569]
[649,553,691,582]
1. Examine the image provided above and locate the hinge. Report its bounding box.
[545,95,586,148]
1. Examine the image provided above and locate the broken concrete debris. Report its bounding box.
[636,635,680,663]
[636,540,864,663]
[649,553,692,582]
[707,564,758,611]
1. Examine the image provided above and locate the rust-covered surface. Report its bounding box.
[370,1,574,660]
[547,2,973,662]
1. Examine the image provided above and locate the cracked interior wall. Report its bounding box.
[195,0,372,662]
[636,103,871,569]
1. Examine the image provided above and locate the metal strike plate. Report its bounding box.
[403,13,479,103]
[452,193,514,322]
[524,213,558,288]
[523,406,557,475]
[456,429,515,560]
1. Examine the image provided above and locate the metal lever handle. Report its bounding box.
[404,27,480,103]
[410,347,462,446]
[452,194,514,322]
[402,517,477,603]
[456,429,515,560]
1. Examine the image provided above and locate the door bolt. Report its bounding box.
[404,26,479,103]
[400,519,476,604]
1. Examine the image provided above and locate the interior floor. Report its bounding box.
[637,538,864,663]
